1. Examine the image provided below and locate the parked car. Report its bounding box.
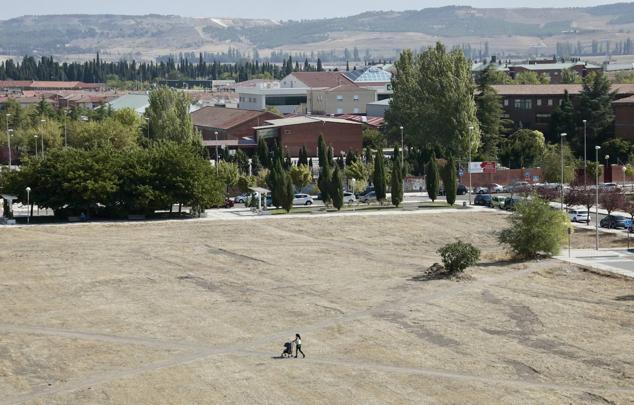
[600,215,629,229]
[343,192,356,203]
[568,209,590,223]
[457,184,468,195]
[600,183,621,192]
[491,195,505,209]
[489,183,504,193]
[474,186,488,194]
[358,186,375,198]
[212,198,235,209]
[292,194,314,205]
[474,194,493,207]
[233,194,249,204]
[504,196,522,210]
[360,191,377,203]
[504,181,530,193]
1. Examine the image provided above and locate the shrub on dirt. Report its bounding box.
[437,241,481,275]
[499,197,570,259]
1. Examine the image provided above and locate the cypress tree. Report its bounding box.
[282,171,294,213]
[373,150,386,203]
[391,145,404,207]
[257,137,270,169]
[445,156,457,206]
[330,165,344,210]
[426,152,440,202]
[317,134,327,168]
[270,158,285,208]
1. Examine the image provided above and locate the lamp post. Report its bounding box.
[34,135,38,157]
[5,113,10,169]
[214,131,219,175]
[400,125,405,196]
[560,133,567,211]
[40,119,46,156]
[583,119,587,188]
[468,126,474,205]
[594,146,601,250]
[25,187,31,224]
[605,154,610,179]
[7,129,13,170]
[63,109,68,147]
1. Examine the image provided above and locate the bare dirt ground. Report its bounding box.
[0,211,633,404]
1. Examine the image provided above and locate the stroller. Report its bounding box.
[281,341,293,358]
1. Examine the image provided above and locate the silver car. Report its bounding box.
[360,191,377,203]
[343,192,356,203]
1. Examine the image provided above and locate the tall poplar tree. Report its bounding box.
[426,153,440,203]
[373,151,386,203]
[391,145,404,207]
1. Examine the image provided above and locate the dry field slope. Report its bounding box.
[0,211,633,404]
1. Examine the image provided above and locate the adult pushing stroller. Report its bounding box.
[281,341,293,358]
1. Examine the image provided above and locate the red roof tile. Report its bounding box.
[289,72,353,88]
[191,106,273,130]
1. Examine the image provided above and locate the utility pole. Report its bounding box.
[595,146,601,251]
[468,126,474,205]
[560,133,567,211]
[583,119,587,188]
[5,113,11,170]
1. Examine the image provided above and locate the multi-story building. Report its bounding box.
[237,88,308,114]
[308,84,376,115]
[493,84,634,137]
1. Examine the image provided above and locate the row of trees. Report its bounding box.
[0,142,224,218]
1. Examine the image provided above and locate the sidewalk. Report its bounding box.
[555,249,634,279]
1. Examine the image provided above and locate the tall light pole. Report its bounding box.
[468,126,474,205]
[7,129,13,170]
[605,154,610,178]
[40,119,46,157]
[34,135,38,158]
[400,125,405,195]
[5,113,10,169]
[560,133,567,211]
[214,131,219,175]
[63,109,68,147]
[583,119,587,188]
[594,146,601,250]
[25,187,31,224]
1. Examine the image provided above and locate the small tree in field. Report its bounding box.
[373,150,386,204]
[499,197,570,259]
[438,241,480,275]
[599,190,625,222]
[391,145,404,207]
[444,156,457,206]
[330,165,344,211]
[426,152,440,202]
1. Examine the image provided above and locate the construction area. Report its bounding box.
[0,211,633,404]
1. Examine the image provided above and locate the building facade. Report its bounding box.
[254,116,363,157]
[308,85,376,115]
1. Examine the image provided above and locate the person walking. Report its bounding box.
[292,333,305,358]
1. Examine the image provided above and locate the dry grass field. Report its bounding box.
[0,211,633,404]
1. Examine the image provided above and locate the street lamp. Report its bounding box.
[560,133,567,211]
[468,126,474,205]
[7,129,13,170]
[399,126,404,168]
[5,113,10,169]
[34,135,38,157]
[594,146,601,250]
[25,186,31,224]
[214,131,219,175]
[63,109,68,147]
[583,119,587,188]
[40,119,46,156]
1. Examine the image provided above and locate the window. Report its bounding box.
[548,99,553,106]
[284,129,292,135]
[353,95,360,101]
[336,108,343,114]
[504,99,509,107]
[536,113,551,124]
[337,95,344,101]
[353,108,360,114]
[537,99,542,106]
[514,99,532,110]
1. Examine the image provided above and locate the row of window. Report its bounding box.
[336,95,361,101]
[503,98,562,110]
[239,96,258,103]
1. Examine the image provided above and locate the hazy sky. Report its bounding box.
[0,0,624,20]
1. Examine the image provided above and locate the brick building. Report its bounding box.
[191,106,280,151]
[254,116,363,158]
[493,84,634,138]
[614,95,634,141]
[507,62,602,84]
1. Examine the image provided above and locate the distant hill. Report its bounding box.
[2,4,634,61]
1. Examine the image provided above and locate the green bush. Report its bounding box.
[499,197,570,259]
[437,241,481,275]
